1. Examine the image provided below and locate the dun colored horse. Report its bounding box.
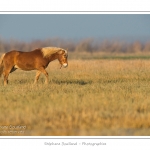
[0,47,68,85]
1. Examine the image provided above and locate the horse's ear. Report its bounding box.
[65,49,68,55]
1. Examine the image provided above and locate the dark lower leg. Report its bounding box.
[3,72,9,86]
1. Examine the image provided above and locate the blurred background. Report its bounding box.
[0,14,150,58]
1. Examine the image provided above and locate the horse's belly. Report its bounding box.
[14,64,35,71]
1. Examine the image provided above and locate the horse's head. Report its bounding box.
[57,49,68,68]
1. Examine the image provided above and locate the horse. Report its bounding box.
[0,47,68,85]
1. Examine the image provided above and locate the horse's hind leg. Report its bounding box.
[3,70,10,86]
[34,71,41,84]
[3,66,15,86]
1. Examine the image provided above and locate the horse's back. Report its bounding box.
[18,49,42,58]
[4,49,42,61]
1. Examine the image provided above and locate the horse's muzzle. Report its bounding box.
[63,63,68,68]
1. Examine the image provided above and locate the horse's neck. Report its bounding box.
[48,53,58,62]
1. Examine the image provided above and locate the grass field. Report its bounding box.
[1,58,150,135]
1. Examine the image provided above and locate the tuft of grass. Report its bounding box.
[1,59,150,135]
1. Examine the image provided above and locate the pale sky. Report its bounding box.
[0,14,150,42]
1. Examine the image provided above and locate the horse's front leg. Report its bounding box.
[43,70,49,84]
[34,70,41,84]
[37,67,49,84]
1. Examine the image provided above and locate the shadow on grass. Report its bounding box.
[6,78,92,86]
[52,79,92,85]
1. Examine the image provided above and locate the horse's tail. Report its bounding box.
[0,53,5,77]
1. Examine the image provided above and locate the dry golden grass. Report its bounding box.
[1,59,150,135]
